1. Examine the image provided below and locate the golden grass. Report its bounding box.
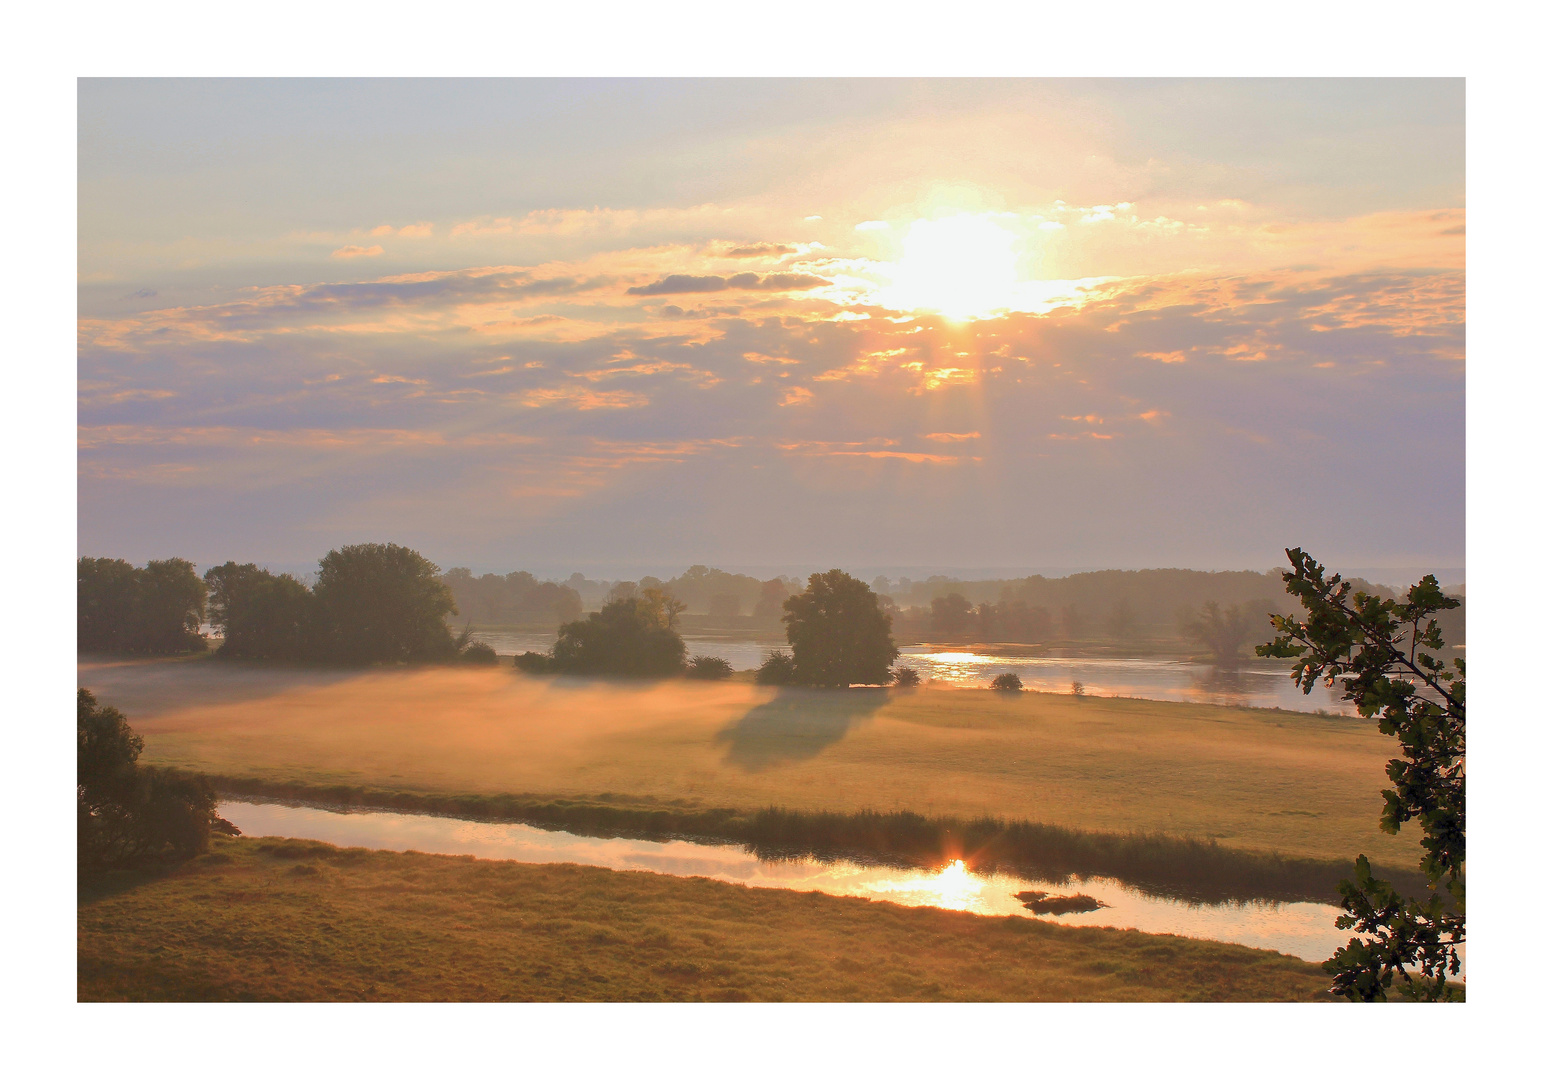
[78,657,1421,871]
[77,835,1333,1002]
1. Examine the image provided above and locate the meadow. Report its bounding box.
[77,834,1335,1002]
[78,656,1423,875]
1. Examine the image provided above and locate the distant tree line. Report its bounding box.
[439,568,583,626]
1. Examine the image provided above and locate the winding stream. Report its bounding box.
[221,799,1354,962]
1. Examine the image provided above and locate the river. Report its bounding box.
[470,629,1353,714]
[221,799,1355,963]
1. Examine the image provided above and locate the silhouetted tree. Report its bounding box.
[1258,549,1464,1001]
[783,570,898,687]
[205,561,315,660]
[77,556,207,655]
[311,543,458,665]
[753,578,791,619]
[1182,599,1271,667]
[1106,596,1138,640]
[991,672,1024,691]
[891,666,921,688]
[78,688,236,866]
[930,593,974,640]
[550,592,687,677]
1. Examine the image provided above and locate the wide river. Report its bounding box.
[222,799,1353,963]
[473,630,1353,714]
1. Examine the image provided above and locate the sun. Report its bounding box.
[882,213,1022,320]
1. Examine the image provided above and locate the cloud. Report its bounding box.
[924,431,981,442]
[723,243,795,258]
[627,272,830,296]
[332,244,385,259]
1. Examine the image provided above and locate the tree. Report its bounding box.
[78,688,236,866]
[891,666,921,688]
[1182,599,1270,667]
[205,561,315,660]
[78,556,208,655]
[1106,596,1138,640]
[1257,548,1464,1001]
[930,593,974,640]
[783,569,898,687]
[311,543,458,665]
[550,593,687,677]
[991,672,1023,691]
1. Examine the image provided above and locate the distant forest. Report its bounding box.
[439,563,1465,651]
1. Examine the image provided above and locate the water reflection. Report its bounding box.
[714,687,888,771]
[221,800,1354,962]
[469,630,1351,714]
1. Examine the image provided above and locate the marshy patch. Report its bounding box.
[1014,890,1108,915]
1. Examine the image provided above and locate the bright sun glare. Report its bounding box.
[883,214,1022,320]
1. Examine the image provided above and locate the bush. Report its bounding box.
[78,688,236,866]
[685,655,734,680]
[512,651,554,674]
[461,641,499,665]
[891,667,921,688]
[991,672,1024,692]
[755,651,797,685]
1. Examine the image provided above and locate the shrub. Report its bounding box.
[685,655,733,680]
[755,651,796,685]
[461,641,499,665]
[991,672,1024,692]
[512,651,553,674]
[891,666,921,688]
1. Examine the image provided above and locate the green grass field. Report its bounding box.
[77,835,1335,1002]
[78,656,1422,872]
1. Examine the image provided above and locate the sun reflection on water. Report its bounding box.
[868,858,987,912]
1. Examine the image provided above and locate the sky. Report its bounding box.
[77,78,1465,578]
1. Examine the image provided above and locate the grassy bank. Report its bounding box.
[207,775,1424,904]
[78,835,1335,1002]
[78,659,1423,872]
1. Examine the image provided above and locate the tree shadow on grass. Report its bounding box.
[715,687,889,772]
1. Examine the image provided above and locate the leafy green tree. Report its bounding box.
[311,543,458,665]
[1257,548,1464,1001]
[550,593,688,677]
[783,569,898,687]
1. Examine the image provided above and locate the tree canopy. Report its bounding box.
[78,556,207,655]
[1258,548,1464,1001]
[549,589,688,677]
[311,543,459,665]
[783,569,898,687]
[77,688,236,866]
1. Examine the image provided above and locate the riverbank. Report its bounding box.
[78,835,1336,1002]
[78,658,1423,871]
[204,777,1426,904]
